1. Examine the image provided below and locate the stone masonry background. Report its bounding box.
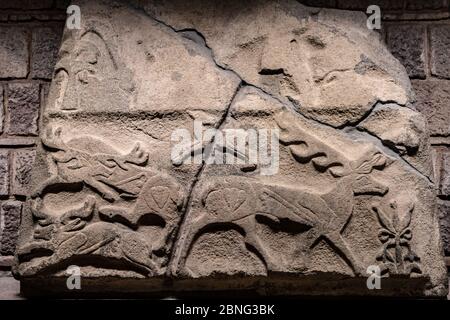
[0,0,449,273]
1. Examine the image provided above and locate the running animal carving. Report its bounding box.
[17,197,158,276]
[25,126,187,274]
[33,126,149,201]
[176,138,390,276]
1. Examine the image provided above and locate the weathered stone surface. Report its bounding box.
[1,201,22,256]
[6,83,40,136]
[12,150,36,196]
[336,0,403,10]
[430,25,450,79]
[144,0,412,128]
[13,0,448,297]
[412,80,450,137]
[0,28,29,79]
[0,87,3,134]
[0,0,53,9]
[406,0,448,10]
[0,151,9,196]
[439,151,450,196]
[438,201,450,256]
[31,27,63,79]
[387,25,426,79]
[358,103,433,179]
[298,0,336,7]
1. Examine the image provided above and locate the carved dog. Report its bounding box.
[17,197,158,276]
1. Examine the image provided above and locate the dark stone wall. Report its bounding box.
[0,0,449,268]
[0,0,66,268]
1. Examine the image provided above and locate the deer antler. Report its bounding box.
[274,111,351,177]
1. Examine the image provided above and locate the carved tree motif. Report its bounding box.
[372,198,422,276]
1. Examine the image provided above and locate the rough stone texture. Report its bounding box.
[387,25,426,79]
[336,0,404,10]
[412,80,450,137]
[1,201,22,256]
[12,0,448,297]
[0,151,9,196]
[430,25,450,79]
[0,27,29,79]
[31,27,63,80]
[6,83,40,136]
[358,103,433,179]
[0,87,3,134]
[146,1,412,128]
[438,201,450,256]
[12,150,36,196]
[0,1,53,9]
[405,0,449,10]
[439,151,450,196]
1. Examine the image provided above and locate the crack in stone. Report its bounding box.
[166,82,243,275]
[345,127,434,185]
[145,10,436,270]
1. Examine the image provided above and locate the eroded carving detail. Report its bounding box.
[20,126,186,276]
[17,197,158,276]
[178,114,391,276]
[34,126,149,201]
[372,196,422,276]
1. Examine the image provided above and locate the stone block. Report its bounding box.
[438,200,450,256]
[439,151,450,196]
[430,25,450,79]
[0,27,28,79]
[0,201,22,256]
[6,83,40,136]
[387,25,426,79]
[0,0,53,9]
[31,27,63,79]
[412,80,450,137]
[0,151,9,196]
[13,0,448,298]
[12,150,36,196]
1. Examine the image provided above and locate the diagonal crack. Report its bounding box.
[166,82,243,275]
[142,8,436,270]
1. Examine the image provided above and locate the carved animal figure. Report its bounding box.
[173,111,391,276]
[17,197,158,276]
[33,126,149,201]
[259,151,388,275]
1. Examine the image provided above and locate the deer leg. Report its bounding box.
[238,216,279,272]
[169,214,211,277]
[324,231,364,276]
[85,177,120,201]
[31,175,65,197]
[121,232,158,276]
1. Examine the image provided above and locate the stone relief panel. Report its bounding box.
[13,0,448,297]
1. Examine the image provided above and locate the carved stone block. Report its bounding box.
[13,0,448,297]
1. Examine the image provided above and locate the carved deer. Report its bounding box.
[173,111,391,276]
[17,197,158,276]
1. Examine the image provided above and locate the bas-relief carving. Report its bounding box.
[17,126,186,276]
[14,0,448,297]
